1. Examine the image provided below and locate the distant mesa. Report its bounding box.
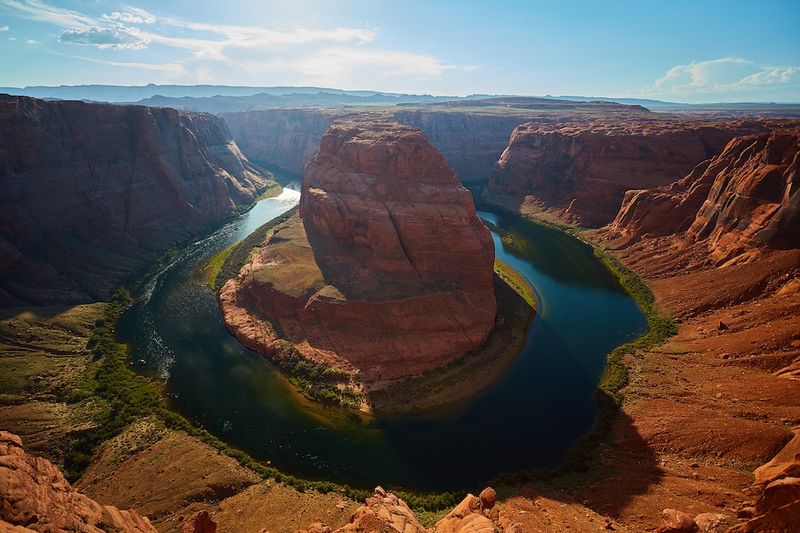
[219,120,497,399]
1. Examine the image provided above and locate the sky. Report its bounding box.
[0,0,798,103]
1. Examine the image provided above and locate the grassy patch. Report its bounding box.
[256,182,284,200]
[214,206,300,290]
[203,244,236,289]
[494,258,535,309]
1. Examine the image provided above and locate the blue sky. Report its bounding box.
[0,0,798,102]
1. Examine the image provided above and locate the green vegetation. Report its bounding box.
[63,288,163,480]
[494,258,536,308]
[271,340,365,409]
[256,182,284,200]
[592,248,677,403]
[203,244,235,289]
[210,205,299,290]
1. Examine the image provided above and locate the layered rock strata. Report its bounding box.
[608,131,800,269]
[0,431,157,532]
[0,95,270,305]
[220,120,496,385]
[489,119,780,226]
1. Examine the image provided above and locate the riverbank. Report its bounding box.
[473,190,800,532]
[1,189,712,530]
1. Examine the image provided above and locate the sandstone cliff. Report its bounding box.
[392,110,531,182]
[608,131,799,269]
[220,120,496,386]
[0,95,270,305]
[489,119,776,226]
[0,431,157,532]
[221,109,337,175]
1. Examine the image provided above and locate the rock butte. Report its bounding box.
[220,120,496,385]
[487,118,791,227]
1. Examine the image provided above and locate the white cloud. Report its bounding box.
[0,0,98,30]
[636,57,800,101]
[0,0,470,88]
[25,38,36,44]
[0,25,9,31]
[102,9,156,25]
[59,26,149,49]
[8,36,16,40]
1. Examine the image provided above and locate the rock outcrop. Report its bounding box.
[489,119,776,226]
[0,431,157,532]
[608,131,800,268]
[0,95,270,306]
[220,120,496,386]
[301,486,521,533]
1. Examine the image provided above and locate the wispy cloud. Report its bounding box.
[0,0,470,87]
[59,26,149,49]
[66,54,184,75]
[636,57,800,101]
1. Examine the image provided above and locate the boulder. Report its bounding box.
[0,431,156,532]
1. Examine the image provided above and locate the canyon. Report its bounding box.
[1,92,799,532]
[219,120,497,390]
[0,95,273,307]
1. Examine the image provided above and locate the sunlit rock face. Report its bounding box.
[608,131,800,266]
[220,120,496,383]
[488,119,774,227]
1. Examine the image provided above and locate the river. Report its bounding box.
[118,188,646,491]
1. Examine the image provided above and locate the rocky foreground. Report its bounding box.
[0,95,271,306]
[220,120,496,387]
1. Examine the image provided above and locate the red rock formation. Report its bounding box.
[182,510,217,533]
[489,119,778,226]
[300,486,521,533]
[729,430,800,532]
[220,120,496,385]
[608,131,800,268]
[0,431,156,532]
[0,95,270,305]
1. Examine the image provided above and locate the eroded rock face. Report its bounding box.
[0,431,157,532]
[300,486,520,533]
[221,109,336,174]
[221,120,496,384]
[0,95,269,305]
[489,119,775,226]
[608,131,800,267]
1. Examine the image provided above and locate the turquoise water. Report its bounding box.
[119,190,646,491]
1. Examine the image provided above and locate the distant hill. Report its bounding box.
[1,84,798,117]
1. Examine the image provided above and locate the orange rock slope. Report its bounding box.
[220,120,496,385]
[488,119,782,227]
[0,431,156,532]
[596,129,800,531]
